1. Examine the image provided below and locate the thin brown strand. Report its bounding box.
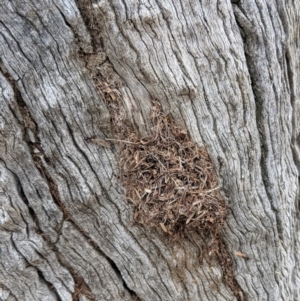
[117,103,229,239]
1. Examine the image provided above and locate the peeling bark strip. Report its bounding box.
[0,1,300,301]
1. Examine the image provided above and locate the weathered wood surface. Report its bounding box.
[0,0,299,300]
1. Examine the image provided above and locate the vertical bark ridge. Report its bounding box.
[276,1,300,298]
[0,71,133,301]
[0,2,145,300]
[4,74,131,301]
[0,159,73,301]
[232,1,299,299]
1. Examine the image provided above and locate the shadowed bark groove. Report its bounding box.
[232,2,300,299]
[1,67,138,301]
[0,0,299,301]
[0,70,109,301]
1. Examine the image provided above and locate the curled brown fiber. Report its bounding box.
[118,105,229,238]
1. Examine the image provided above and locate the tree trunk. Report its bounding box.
[0,0,299,300]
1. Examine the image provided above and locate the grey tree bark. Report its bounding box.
[0,0,299,301]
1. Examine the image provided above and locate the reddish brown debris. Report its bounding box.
[117,105,229,238]
[93,77,241,299]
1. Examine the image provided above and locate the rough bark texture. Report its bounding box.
[0,0,299,300]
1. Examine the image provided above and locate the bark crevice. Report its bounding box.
[232,4,284,238]
[1,67,136,301]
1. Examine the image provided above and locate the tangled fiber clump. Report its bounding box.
[119,105,229,237]
[95,78,242,299]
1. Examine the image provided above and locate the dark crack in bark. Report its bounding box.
[232,3,284,239]
[1,70,98,301]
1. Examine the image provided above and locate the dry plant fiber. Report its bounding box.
[118,104,229,238]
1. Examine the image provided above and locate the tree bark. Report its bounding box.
[0,0,299,300]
